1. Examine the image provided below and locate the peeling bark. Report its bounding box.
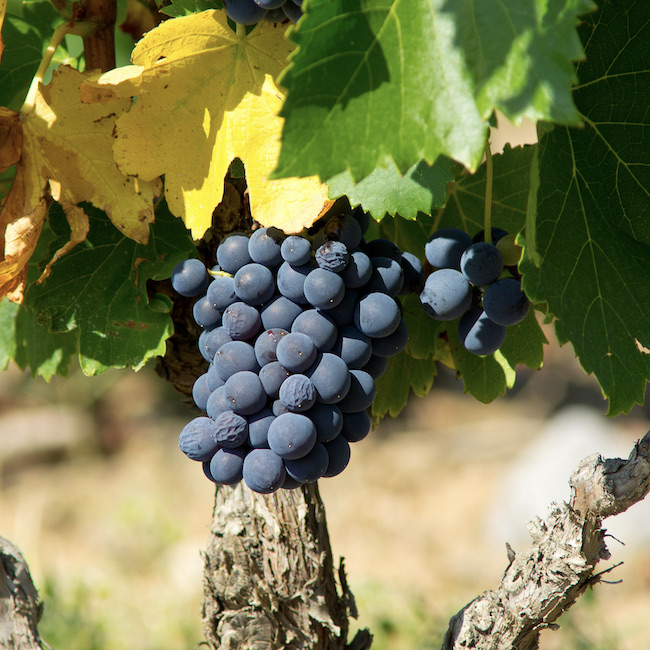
[443,431,650,650]
[0,537,43,650]
[201,482,371,650]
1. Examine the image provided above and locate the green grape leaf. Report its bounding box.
[520,0,650,415]
[401,294,445,360]
[0,299,19,371]
[159,0,222,18]
[27,201,196,375]
[0,218,79,379]
[438,144,535,238]
[0,1,75,110]
[327,158,453,221]
[372,353,436,419]
[14,304,78,379]
[499,309,547,370]
[275,0,591,182]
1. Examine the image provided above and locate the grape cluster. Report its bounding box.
[419,227,529,356]
[223,0,303,25]
[171,209,418,494]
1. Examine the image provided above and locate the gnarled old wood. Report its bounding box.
[442,431,650,650]
[0,536,43,650]
[202,481,371,650]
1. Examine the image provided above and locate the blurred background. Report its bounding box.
[2,319,650,650]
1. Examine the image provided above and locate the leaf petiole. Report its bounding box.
[483,137,494,244]
[20,21,97,116]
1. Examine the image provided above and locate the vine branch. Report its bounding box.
[443,431,650,650]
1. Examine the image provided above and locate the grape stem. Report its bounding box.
[484,138,494,244]
[21,21,97,116]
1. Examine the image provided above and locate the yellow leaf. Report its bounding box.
[84,10,328,238]
[0,66,162,301]
[0,0,6,64]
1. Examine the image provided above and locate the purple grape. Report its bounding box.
[419,269,473,321]
[171,258,208,297]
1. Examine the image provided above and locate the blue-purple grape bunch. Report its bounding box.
[171,208,419,494]
[223,0,303,25]
[419,228,530,356]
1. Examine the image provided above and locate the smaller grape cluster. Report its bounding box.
[223,0,303,25]
[419,227,529,356]
[171,208,419,494]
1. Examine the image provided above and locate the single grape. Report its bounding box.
[281,235,312,265]
[222,301,262,341]
[276,332,317,373]
[276,260,316,304]
[371,318,409,357]
[364,238,401,262]
[307,403,343,442]
[399,252,424,294]
[234,263,275,305]
[198,326,233,362]
[363,256,404,297]
[323,214,363,250]
[315,241,349,273]
[458,308,507,356]
[424,227,472,269]
[213,340,259,381]
[354,292,401,338]
[216,233,252,273]
[243,448,286,494]
[247,408,274,448]
[284,442,329,483]
[496,233,522,266]
[279,374,316,412]
[291,309,338,352]
[254,328,289,366]
[332,326,372,369]
[209,447,246,485]
[206,386,231,419]
[259,361,290,399]
[193,296,221,329]
[306,352,351,404]
[223,371,266,415]
[207,275,237,311]
[419,269,473,321]
[322,435,351,478]
[179,417,220,461]
[260,295,303,331]
[171,258,209,297]
[341,410,371,443]
[460,242,504,286]
[268,412,316,459]
[303,268,345,309]
[192,374,212,411]
[212,410,249,448]
[248,227,284,267]
[342,250,373,289]
[482,278,530,326]
[338,369,376,413]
